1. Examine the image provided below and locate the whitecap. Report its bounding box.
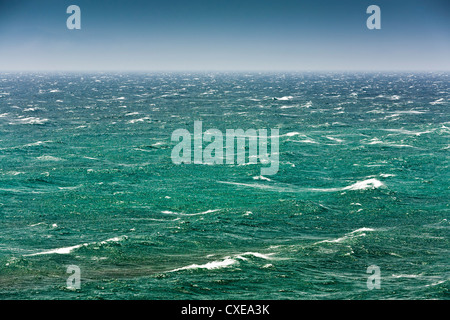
[26,244,84,256]
[274,96,293,101]
[29,222,46,227]
[389,110,425,114]
[162,209,220,216]
[382,128,434,136]
[280,105,296,109]
[391,274,422,279]
[169,258,237,272]
[430,98,445,105]
[252,175,272,181]
[380,173,396,177]
[302,101,312,108]
[284,132,302,137]
[24,141,51,147]
[24,235,128,256]
[342,178,384,191]
[127,117,150,124]
[11,117,49,125]
[316,228,375,244]
[326,136,344,143]
[37,155,63,161]
[168,251,277,272]
[218,178,385,193]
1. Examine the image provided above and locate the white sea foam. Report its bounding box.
[389,110,425,114]
[24,141,51,147]
[11,117,49,125]
[253,175,272,181]
[391,274,422,279]
[301,101,312,108]
[382,128,434,136]
[127,117,150,124]
[280,105,296,109]
[342,178,384,191]
[296,138,318,144]
[29,222,46,227]
[162,209,220,216]
[218,178,385,193]
[170,258,237,272]
[380,173,396,177]
[275,96,293,101]
[26,244,85,256]
[5,171,25,176]
[430,98,445,105]
[238,252,276,260]
[326,136,345,143]
[24,236,127,256]
[367,138,383,145]
[367,109,385,114]
[316,228,375,244]
[284,132,302,137]
[37,155,63,161]
[168,251,277,272]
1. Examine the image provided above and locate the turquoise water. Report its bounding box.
[0,72,448,299]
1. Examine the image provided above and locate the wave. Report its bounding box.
[23,141,53,148]
[315,228,376,244]
[274,96,293,101]
[382,128,435,136]
[127,117,150,124]
[430,98,445,105]
[252,175,272,181]
[279,105,296,109]
[284,132,302,137]
[9,117,49,125]
[0,140,55,151]
[169,258,237,272]
[36,155,63,161]
[218,178,385,193]
[161,209,220,216]
[342,178,384,191]
[125,112,140,116]
[389,110,425,114]
[365,138,417,148]
[24,236,128,256]
[326,136,345,143]
[168,251,277,272]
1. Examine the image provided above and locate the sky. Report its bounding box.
[0,0,449,71]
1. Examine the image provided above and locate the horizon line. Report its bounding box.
[1,69,449,74]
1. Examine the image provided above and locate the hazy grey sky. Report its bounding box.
[0,0,449,71]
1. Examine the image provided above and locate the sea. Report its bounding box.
[0,72,448,299]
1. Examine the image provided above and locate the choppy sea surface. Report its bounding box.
[0,72,448,299]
